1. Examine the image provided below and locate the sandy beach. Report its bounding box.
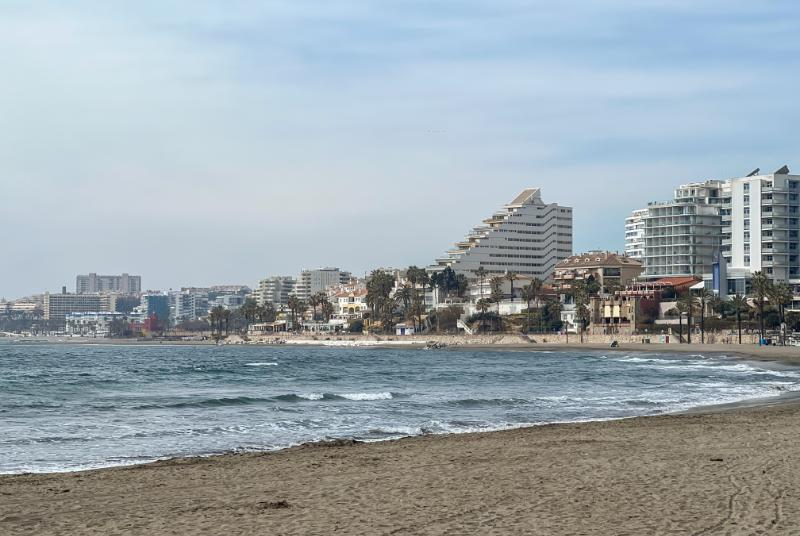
[2,399,800,535]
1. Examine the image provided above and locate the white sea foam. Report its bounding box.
[245,362,278,367]
[339,392,394,401]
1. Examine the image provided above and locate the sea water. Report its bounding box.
[1,341,798,474]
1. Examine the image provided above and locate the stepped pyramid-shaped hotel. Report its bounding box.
[433,188,573,279]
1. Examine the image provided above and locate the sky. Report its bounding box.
[1,0,799,298]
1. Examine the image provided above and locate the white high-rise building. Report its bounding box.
[292,268,352,301]
[718,166,800,294]
[76,273,141,295]
[255,276,296,307]
[643,181,723,279]
[624,208,648,259]
[432,188,573,279]
[641,166,800,300]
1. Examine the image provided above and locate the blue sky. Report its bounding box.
[1,1,799,297]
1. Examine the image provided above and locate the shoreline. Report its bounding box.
[4,356,800,478]
[7,335,800,364]
[4,400,800,534]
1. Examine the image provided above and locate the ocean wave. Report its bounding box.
[135,396,272,409]
[273,392,395,402]
[339,392,394,401]
[447,397,528,408]
[245,362,278,367]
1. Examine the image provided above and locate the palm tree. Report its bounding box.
[505,271,518,302]
[395,284,412,312]
[697,288,713,344]
[287,295,306,331]
[572,280,590,343]
[490,277,504,315]
[677,292,697,344]
[750,271,772,342]
[321,299,335,322]
[476,298,491,334]
[475,267,487,303]
[307,293,321,321]
[769,283,792,346]
[520,283,537,334]
[730,293,749,345]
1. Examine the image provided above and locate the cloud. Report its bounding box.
[1,0,799,296]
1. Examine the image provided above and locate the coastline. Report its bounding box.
[8,334,800,364]
[3,399,800,534]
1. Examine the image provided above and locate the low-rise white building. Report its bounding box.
[64,312,144,337]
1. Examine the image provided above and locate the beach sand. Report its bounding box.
[3,401,800,535]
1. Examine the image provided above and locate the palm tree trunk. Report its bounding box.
[700,307,705,344]
[678,315,683,343]
[687,312,692,344]
[737,312,742,345]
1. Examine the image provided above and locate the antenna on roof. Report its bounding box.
[774,165,790,175]
[746,168,760,177]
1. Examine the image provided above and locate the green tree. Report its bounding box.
[476,298,492,334]
[287,295,307,331]
[490,277,504,316]
[677,292,697,344]
[366,270,397,333]
[505,271,518,302]
[573,280,590,343]
[769,283,792,345]
[520,283,537,334]
[474,267,488,303]
[730,293,749,345]
[750,271,772,342]
[697,288,713,344]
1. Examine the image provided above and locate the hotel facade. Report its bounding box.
[432,188,573,280]
[639,166,800,299]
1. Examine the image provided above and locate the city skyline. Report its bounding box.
[2,1,799,298]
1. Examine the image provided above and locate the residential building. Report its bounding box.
[140,294,170,322]
[293,268,352,301]
[588,295,639,335]
[553,251,644,294]
[210,294,245,310]
[432,188,573,280]
[255,276,296,307]
[64,311,145,337]
[641,165,800,299]
[76,273,141,295]
[331,287,369,318]
[716,166,800,294]
[624,208,648,259]
[643,180,724,279]
[169,291,209,323]
[43,292,113,323]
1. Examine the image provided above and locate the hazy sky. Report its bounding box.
[1,1,799,298]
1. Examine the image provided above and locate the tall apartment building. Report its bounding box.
[624,208,648,259]
[292,268,352,301]
[643,181,723,279]
[141,294,170,322]
[76,273,141,295]
[169,291,210,323]
[432,188,573,279]
[642,166,800,294]
[43,292,113,323]
[255,276,296,307]
[718,166,800,293]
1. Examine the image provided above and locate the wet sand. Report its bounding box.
[3,401,800,535]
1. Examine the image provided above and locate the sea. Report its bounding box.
[2,341,799,474]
